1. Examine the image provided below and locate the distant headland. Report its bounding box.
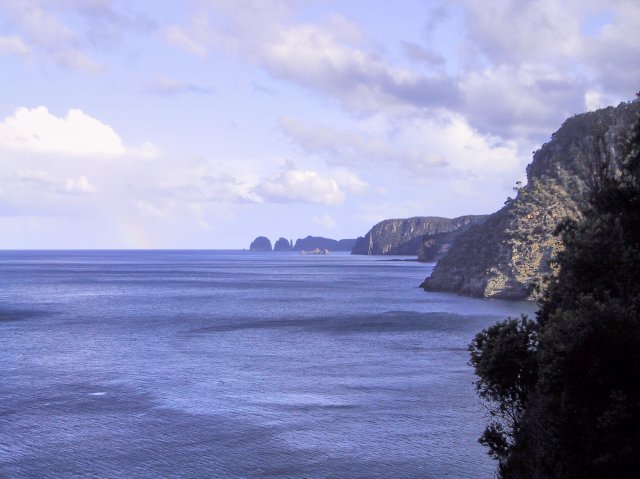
[249,235,357,252]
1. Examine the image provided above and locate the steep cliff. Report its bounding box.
[422,100,640,299]
[352,216,487,256]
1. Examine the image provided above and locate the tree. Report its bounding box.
[470,98,640,478]
[468,316,538,462]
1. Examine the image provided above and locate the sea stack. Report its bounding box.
[249,236,272,252]
[274,237,293,251]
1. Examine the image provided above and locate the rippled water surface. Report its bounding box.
[0,250,536,478]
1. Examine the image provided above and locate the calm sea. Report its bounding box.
[0,250,536,478]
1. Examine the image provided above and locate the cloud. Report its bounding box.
[332,169,368,194]
[63,175,96,194]
[459,64,586,139]
[0,35,31,55]
[280,112,522,182]
[583,2,640,94]
[461,0,582,64]
[163,0,640,144]
[0,106,157,157]
[0,0,154,72]
[164,7,460,114]
[458,0,640,133]
[0,0,103,72]
[155,172,261,205]
[277,111,525,217]
[280,116,447,169]
[254,167,345,205]
[138,160,366,210]
[146,77,214,96]
[12,169,96,195]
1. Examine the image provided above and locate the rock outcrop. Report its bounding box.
[293,236,356,252]
[422,100,640,299]
[351,216,487,256]
[418,225,486,262]
[249,236,272,252]
[274,237,293,251]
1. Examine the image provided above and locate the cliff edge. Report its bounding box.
[422,100,640,299]
[352,216,486,256]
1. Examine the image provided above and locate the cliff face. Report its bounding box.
[422,100,640,299]
[418,225,486,262]
[352,216,487,256]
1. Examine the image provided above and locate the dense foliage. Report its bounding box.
[470,98,640,478]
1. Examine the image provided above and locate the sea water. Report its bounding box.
[0,250,536,478]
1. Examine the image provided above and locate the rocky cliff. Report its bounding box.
[422,100,640,299]
[352,216,487,256]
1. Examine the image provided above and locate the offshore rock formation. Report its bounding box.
[274,237,293,251]
[351,216,487,256]
[293,236,356,252]
[422,100,640,299]
[249,236,272,252]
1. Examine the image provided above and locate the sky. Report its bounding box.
[0,0,639,249]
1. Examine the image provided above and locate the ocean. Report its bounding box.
[0,250,536,478]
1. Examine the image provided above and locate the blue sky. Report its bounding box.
[1,0,638,248]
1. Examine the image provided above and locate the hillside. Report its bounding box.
[293,236,356,251]
[352,216,486,256]
[422,100,640,299]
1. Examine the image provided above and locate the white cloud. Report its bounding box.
[254,167,345,205]
[281,112,522,180]
[136,161,366,210]
[332,169,368,194]
[0,106,153,157]
[64,175,96,194]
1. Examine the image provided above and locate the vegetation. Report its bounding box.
[424,100,640,299]
[470,98,640,478]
